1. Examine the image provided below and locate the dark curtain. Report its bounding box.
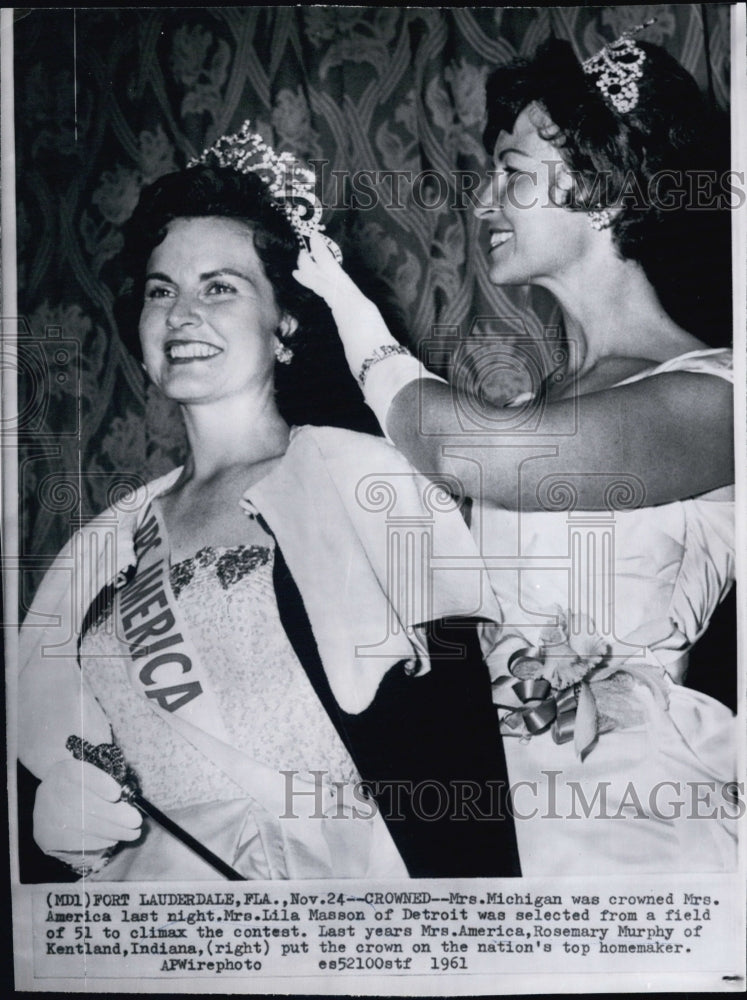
[15,4,731,602]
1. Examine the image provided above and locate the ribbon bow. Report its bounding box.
[492,611,674,760]
[493,646,600,758]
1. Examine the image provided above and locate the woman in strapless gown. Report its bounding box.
[294,31,739,873]
[477,348,736,874]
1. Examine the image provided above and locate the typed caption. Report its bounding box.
[14,876,744,993]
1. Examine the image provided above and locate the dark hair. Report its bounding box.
[121,165,318,354]
[484,39,731,345]
[117,165,378,431]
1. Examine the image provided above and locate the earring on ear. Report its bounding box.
[588,206,613,230]
[274,315,297,364]
[274,339,293,365]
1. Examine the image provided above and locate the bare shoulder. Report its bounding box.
[569,347,733,400]
[611,366,733,414]
[560,356,661,397]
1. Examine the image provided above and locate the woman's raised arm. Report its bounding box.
[387,372,733,510]
[295,234,733,511]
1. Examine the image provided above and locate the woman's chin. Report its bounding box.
[152,365,223,396]
[488,266,529,288]
[486,253,528,288]
[153,379,220,406]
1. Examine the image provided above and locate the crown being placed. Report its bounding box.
[189,120,342,262]
[582,19,656,115]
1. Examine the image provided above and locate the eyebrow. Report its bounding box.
[496,147,532,161]
[144,268,255,284]
[200,268,255,283]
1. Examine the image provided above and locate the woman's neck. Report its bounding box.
[537,250,704,378]
[178,390,290,483]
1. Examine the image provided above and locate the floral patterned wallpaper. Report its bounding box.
[14,4,731,601]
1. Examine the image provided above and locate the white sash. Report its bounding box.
[113,499,407,879]
[116,501,231,743]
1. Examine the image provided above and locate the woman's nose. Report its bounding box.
[473,173,501,220]
[166,294,200,329]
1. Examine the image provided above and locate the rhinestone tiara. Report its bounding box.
[188,120,342,262]
[581,18,656,115]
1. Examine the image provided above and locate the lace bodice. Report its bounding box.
[81,541,360,811]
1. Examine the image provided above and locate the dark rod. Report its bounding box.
[128,791,246,881]
[65,735,245,881]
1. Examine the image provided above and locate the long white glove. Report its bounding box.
[294,232,445,434]
[33,758,142,872]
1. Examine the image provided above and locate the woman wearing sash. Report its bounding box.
[294,29,738,873]
[18,132,521,880]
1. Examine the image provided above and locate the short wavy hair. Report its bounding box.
[117,165,376,431]
[121,165,320,354]
[484,39,731,344]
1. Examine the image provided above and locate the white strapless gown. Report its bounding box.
[477,349,738,874]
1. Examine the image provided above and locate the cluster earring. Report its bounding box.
[274,339,293,365]
[588,207,612,231]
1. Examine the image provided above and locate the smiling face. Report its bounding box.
[474,103,593,289]
[139,216,290,405]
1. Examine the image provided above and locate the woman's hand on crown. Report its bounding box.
[294,232,401,376]
[293,232,365,316]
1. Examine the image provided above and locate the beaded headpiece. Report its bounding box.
[188,120,342,262]
[582,19,656,114]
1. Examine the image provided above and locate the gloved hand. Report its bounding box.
[294,231,400,380]
[34,758,142,859]
[295,233,444,437]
